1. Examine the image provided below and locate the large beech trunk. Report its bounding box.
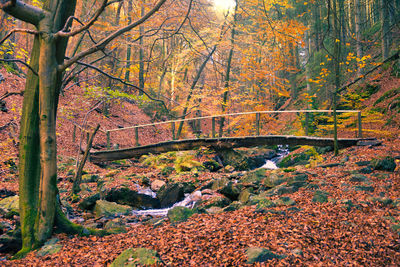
[11,0,77,256]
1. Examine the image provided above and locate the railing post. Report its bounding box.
[358,111,363,138]
[255,113,260,136]
[212,117,216,138]
[72,125,76,142]
[106,131,110,149]
[171,122,176,140]
[135,127,140,146]
[195,118,201,138]
[86,131,89,144]
[305,112,309,136]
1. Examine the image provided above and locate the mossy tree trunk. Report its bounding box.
[2,0,77,256]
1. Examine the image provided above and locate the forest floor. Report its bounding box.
[0,66,400,265]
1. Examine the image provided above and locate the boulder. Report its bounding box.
[278,146,319,168]
[246,247,286,264]
[354,185,375,192]
[262,172,288,188]
[94,200,132,217]
[211,178,229,190]
[371,156,396,172]
[195,194,231,209]
[151,179,166,192]
[0,195,19,214]
[37,238,62,257]
[78,193,100,211]
[274,196,296,206]
[110,248,162,267]
[350,174,368,182]
[81,174,100,183]
[167,206,194,223]
[203,160,223,172]
[238,188,251,203]
[157,183,186,208]
[217,148,251,171]
[105,188,160,209]
[312,190,329,203]
[218,181,242,201]
[240,168,266,185]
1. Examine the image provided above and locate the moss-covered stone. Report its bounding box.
[246,247,286,264]
[240,168,266,185]
[167,206,194,223]
[0,195,19,214]
[274,196,296,206]
[94,200,132,217]
[37,238,62,257]
[312,190,329,203]
[354,185,375,192]
[110,247,162,266]
[203,160,222,172]
[238,189,251,203]
[370,156,396,172]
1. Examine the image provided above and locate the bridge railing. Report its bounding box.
[101,109,362,149]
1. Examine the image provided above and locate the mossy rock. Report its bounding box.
[160,166,175,176]
[349,174,368,182]
[203,160,223,172]
[240,168,266,185]
[238,188,251,203]
[370,156,396,172]
[0,195,19,214]
[278,146,319,168]
[354,185,375,192]
[262,173,288,188]
[167,206,194,223]
[81,174,100,183]
[37,238,62,257]
[211,177,229,190]
[218,181,242,201]
[217,148,251,171]
[195,195,231,209]
[312,190,329,203]
[94,200,132,217]
[78,193,100,211]
[246,247,286,264]
[110,247,162,266]
[274,196,296,206]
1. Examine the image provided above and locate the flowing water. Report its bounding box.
[261,145,289,169]
[131,145,290,216]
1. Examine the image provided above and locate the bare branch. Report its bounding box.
[59,0,167,72]
[73,60,169,111]
[55,0,109,38]
[0,58,38,75]
[1,0,45,26]
[0,28,38,46]
[0,90,24,101]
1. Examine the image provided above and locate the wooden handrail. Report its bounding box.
[106,109,361,132]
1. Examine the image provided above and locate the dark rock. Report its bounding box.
[219,182,242,201]
[167,206,194,223]
[0,228,21,253]
[78,193,100,211]
[312,190,329,203]
[106,188,160,209]
[203,160,223,172]
[160,166,174,176]
[317,163,343,168]
[240,168,266,185]
[359,166,373,174]
[157,183,194,208]
[350,174,368,182]
[246,247,286,264]
[355,161,371,166]
[37,238,62,257]
[354,185,375,192]
[0,189,15,198]
[371,156,396,172]
[357,139,382,147]
[274,186,297,196]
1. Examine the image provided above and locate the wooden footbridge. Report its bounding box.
[70,110,366,163]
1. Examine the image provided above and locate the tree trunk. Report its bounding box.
[332,0,341,156]
[355,0,363,76]
[218,1,238,137]
[381,0,390,60]
[138,1,145,94]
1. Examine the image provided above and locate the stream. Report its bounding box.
[130,145,290,217]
